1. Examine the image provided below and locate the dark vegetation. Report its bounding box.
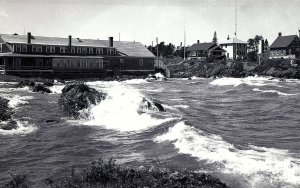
[58,83,106,118]
[3,159,228,188]
[0,97,18,130]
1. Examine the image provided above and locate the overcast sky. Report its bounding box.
[0,0,299,46]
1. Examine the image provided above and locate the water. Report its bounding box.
[0,76,299,188]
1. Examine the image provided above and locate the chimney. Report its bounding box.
[109,37,113,47]
[278,32,282,37]
[197,40,200,44]
[68,35,72,53]
[261,39,265,53]
[27,32,31,44]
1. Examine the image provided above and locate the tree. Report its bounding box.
[247,35,263,62]
[212,31,218,43]
[147,42,175,57]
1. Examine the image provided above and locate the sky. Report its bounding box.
[0,0,299,46]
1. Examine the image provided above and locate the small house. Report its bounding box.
[186,41,226,60]
[269,32,300,59]
[219,38,247,60]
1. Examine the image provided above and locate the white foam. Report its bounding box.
[253,88,297,96]
[83,82,172,132]
[0,121,37,135]
[154,121,300,187]
[50,84,65,94]
[154,72,165,78]
[122,79,148,84]
[210,76,279,87]
[1,94,33,108]
[173,105,189,109]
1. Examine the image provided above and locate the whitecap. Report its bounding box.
[253,88,297,96]
[50,84,65,94]
[173,105,189,109]
[210,76,279,87]
[154,121,300,187]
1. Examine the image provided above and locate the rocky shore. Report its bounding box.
[168,59,300,79]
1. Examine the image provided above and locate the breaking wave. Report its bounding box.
[210,76,280,87]
[154,121,300,187]
[83,82,174,131]
[1,94,33,108]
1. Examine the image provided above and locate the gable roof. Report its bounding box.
[187,42,216,52]
[270,35,298,49]
[0,34,155,57]
[219,38,247,44]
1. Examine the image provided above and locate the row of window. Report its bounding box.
[222,44,247,48]
[13,44,116,55]
[53,58,104,68]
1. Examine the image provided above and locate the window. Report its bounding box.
[96,48,100,55]
[139,59,143,67]
[77,47,81,54]
[16,44,21,52]
[60,47,65,53]
[120,59,124,68]
[22,45,27,52]
[71,47,75,54]
[82,47,87,54]
[99,59,103,68]
[101,48,103,54]
[50,46,55,53]
[32,45,36,53]
[89,47,93,54]
[37,45,42,53]
[0,43,2,52]
[46,46,50,53]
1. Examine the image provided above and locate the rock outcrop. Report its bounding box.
[142,98,165,112]
[169,59,300,79]
[59,83,106,118]
[16,80,52,93]
[0,97,18,130]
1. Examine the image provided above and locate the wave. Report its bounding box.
[50,84,65,94]
[210,76,280,87]
[1,94,33,108]
[154,121,300,187]
[173,105,189,109]
[122,79,148,84]
[253,88,297,96]
[83,82,173,132]
[0,120,37,135]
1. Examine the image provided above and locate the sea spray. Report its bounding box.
[83,82,173,131]
[154,121,300,187]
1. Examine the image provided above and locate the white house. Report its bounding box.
[219,38,247,60]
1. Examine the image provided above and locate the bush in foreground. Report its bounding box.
[44,159,228,188]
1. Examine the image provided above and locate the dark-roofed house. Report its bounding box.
[186,41,226,60]
[269,32,300,59]
[0,33,155,78]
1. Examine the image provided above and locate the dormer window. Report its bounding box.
[50,46,55,53]
[15,44,21,52]
[22,45,27,52]
[82,47,87,54]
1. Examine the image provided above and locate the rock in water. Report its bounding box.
[16,80,35,88]
[32,84,52,93]
[0,120,18,130]
[0,97,13,121]
[142,98,165,112]
[59,83,106,118]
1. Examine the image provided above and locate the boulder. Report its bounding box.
[59,83,106,118]
[32,84,52,93]
[0,97,13,121]
[16,80,35,88]
[142,98,165,112]
[43,81,54,87]
[0,120,18,130]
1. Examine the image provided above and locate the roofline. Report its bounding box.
[6,42,114,48]
[0,53,104,58]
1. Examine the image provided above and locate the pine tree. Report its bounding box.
[212,31,218,43]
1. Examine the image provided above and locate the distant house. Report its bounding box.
[219,38,247,60]
[186,41,226,60]
[0,32,155,78]
[269,32,300,59]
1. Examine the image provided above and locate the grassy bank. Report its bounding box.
[4,159,228,188]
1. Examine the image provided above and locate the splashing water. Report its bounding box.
[155,121,300,187]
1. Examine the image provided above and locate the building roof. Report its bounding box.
[0,34,155,57]
[187,42,216,52]
[219,38,247,44]
[270,35,298,49]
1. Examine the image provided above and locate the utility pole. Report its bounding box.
[156,37,159,66]
[234,0,238,60]
[184,25,186,60]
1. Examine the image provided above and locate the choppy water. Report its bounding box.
[0,76,299,188]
